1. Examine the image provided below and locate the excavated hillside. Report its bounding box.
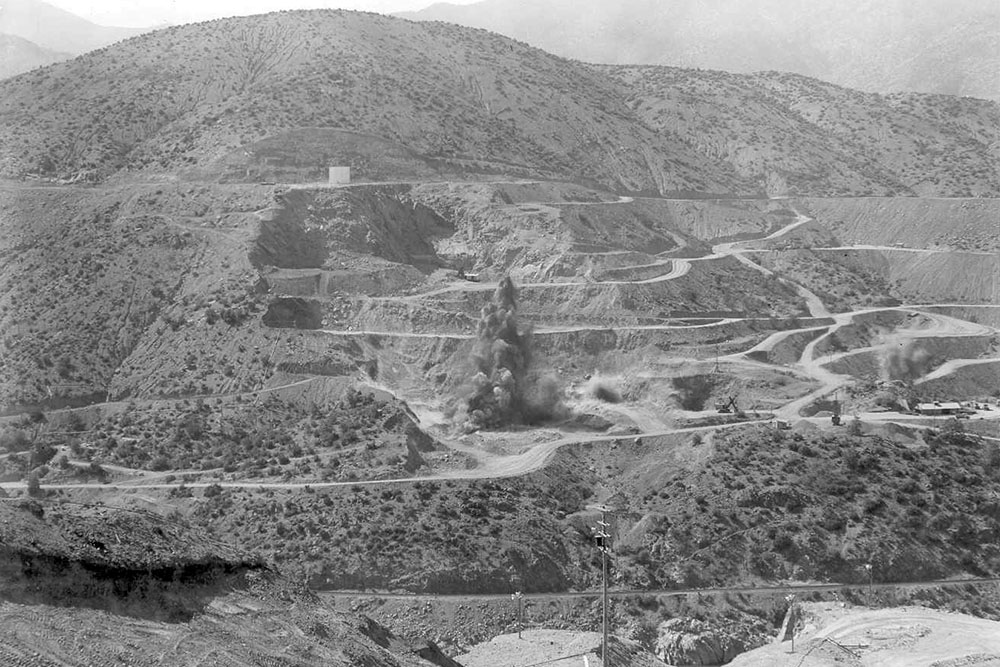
[1,10,998,666]
[3,176,995,419]
[0,179,804,410]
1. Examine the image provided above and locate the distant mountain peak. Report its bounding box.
[0,0,148,55]
[400,0,1000,101]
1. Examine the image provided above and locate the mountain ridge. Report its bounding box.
[0,0,146,54]
[0,9,997,198]
[0,32,70,78]
[400,0,1000,102]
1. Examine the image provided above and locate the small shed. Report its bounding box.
[328,166,351,185]
[916,401,962,415]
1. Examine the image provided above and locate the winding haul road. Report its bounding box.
[5,205,997,496]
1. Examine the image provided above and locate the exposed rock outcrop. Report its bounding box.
[655,617,767,666]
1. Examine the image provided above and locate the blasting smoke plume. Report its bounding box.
[463,276,563,431]
[883,340,933,383]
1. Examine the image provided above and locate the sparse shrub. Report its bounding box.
[26,473,42,497]
[0,428,30,453]
[984,443,1000,474]
[150,455,171,471]
[30,441,57,467]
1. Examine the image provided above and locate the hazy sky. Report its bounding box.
[45,0,479,27]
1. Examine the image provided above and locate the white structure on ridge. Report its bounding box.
[328,166,351,185]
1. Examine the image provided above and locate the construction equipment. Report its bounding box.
[715,395,740,414]
[456,266,480,282]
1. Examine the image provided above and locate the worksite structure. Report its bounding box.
[328,166,351,184]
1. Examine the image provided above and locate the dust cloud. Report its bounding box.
[883,340,933,382]
[462,276,564,431]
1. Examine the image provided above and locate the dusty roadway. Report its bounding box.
[314,576,1000,604]
[0,420,760,493]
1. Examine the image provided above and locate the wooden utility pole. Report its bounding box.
[785,594,796,653]
[511,591,524,638]
[594,506,614,666]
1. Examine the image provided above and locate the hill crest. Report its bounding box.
[400,0,1000,102]
[0,9,997,198]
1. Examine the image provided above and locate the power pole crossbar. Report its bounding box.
[593,506,614,666]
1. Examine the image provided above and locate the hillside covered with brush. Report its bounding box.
[0,10,997,197]
[604,66,1000,197]
[0,10,743,196]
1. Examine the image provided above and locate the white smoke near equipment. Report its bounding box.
[883,339,933,383]
[461,276,565,431]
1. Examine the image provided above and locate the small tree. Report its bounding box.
[940,417,966,442]
[25,410,46,443]
[30,441,57,468]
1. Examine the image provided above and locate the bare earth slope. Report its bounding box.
[730,602,1000,666]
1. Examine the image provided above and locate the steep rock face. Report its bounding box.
[655,617,768,666]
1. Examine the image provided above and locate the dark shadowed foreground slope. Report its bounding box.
[0,498,458,666]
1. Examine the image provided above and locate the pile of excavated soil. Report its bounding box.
[729,603,1000,666]
[458,629,666,667]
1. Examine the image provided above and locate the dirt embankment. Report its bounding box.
[917,360,1000,400]
[255,186,454,273]
[833,249,996,305]
[649,198,799,243]
[746,327,827,365]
